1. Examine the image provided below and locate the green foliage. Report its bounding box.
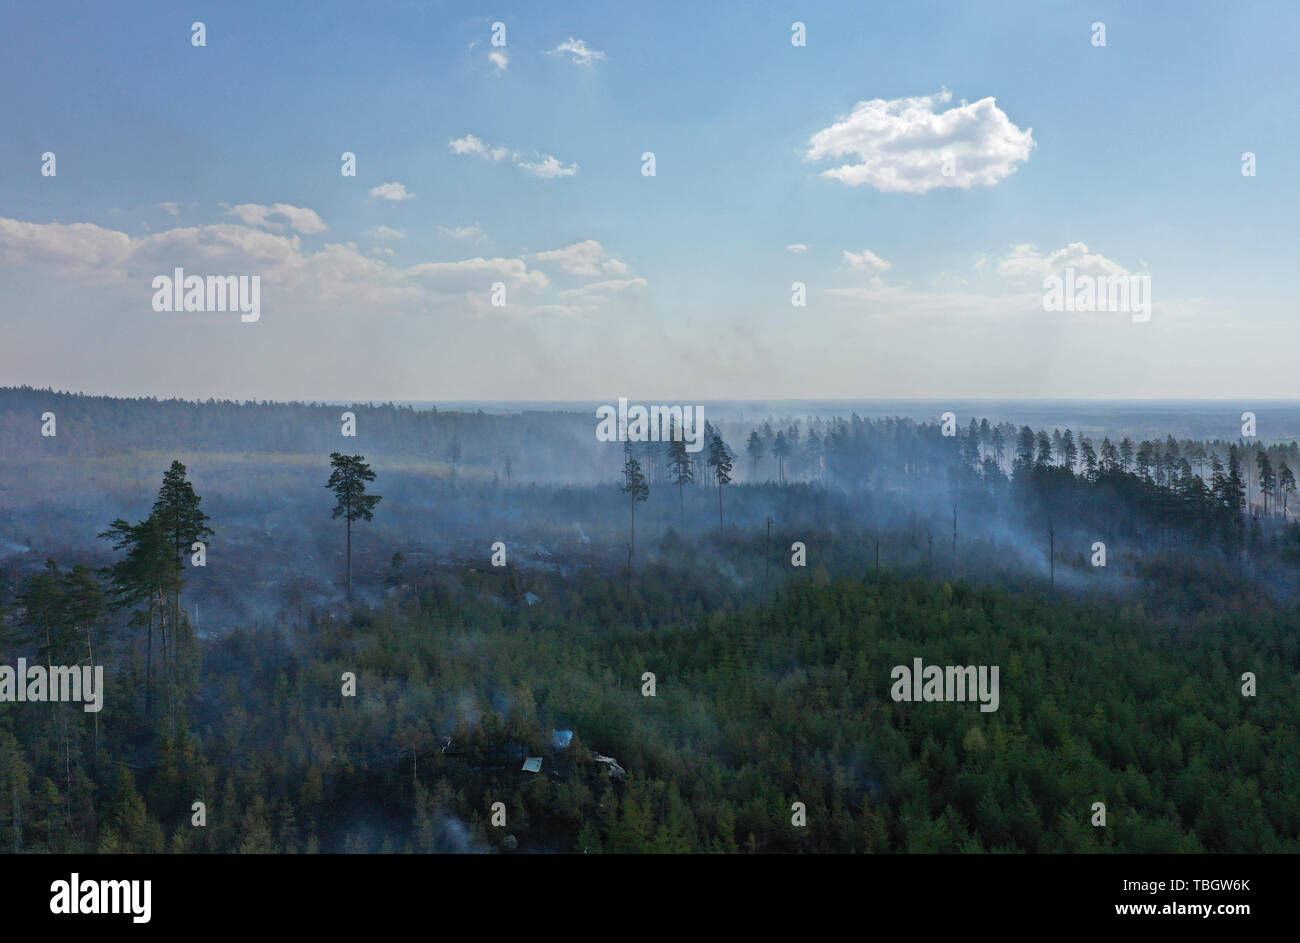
[326,453,382,525]
[4,417,1300,854]
[11,556,1299,854]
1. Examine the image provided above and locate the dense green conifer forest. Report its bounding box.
[3,391,1299,853]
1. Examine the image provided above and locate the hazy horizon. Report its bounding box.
[12,387,1300,406]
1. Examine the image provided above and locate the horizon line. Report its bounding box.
[5,387,1300,407]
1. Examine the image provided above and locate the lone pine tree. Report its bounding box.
[327,453,382,601]
[619,442,649,563]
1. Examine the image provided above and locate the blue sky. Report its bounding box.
[1,1,1297,400]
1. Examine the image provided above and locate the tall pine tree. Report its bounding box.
[327,453,382,601]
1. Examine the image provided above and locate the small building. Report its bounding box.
[521,756,543,773]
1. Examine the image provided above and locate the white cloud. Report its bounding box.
[824,241,1157,325]
[438,224,485,242]
[369,182,415,201]
[994,242,1131,282]
[0,212,1258,399]
[406,257,550,295]
[449,134,578,178]
[842,248,892,273]
[0,217,643,321]
[157,202,181,217]
[270,204,327,235]
[549,37,606,66]
[488,50,508,74]
[365,225,405,241]
[225,202,327,234]
[448,134,513,162]
[785,244,808,254]
[0,218,132,281]
[517,155,578,179]
[0,216,655,322]
[226,203,278,229]
[533,240,626,277]
[805,89,1034,194]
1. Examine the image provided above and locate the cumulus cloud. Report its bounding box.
[225,203,327,234]
[533,240,626,277]
[225,204,276,229]
[995,242,1132,282]
[488,50,508,74]
[271,204,328,235]
[549,38,606,65]
[369,182,415,201]
[842,248,891,273]
[365,225,405,241]
[785,244,808,254]
[0,218,132,281]
[0,215,654,321]
[157,202,181,217]
[516,155,578,179]
[805,89,1034,194]
[449,134,512,162]
[449,134,578,179]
